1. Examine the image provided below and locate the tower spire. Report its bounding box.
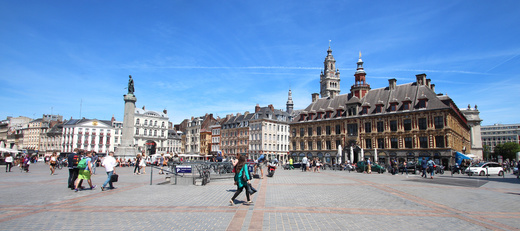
[350,51,370,98]
[286,89,294,114]
[320,45,341,98]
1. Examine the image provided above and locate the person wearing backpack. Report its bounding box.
[68,149,83,190]
[74,151,96,192]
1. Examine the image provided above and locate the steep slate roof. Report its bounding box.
[296,80,462,122]
[360,82,449,114]
[255,106,290,122]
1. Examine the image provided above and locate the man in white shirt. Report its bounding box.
[302,156,308,172]
[101,152,118,191]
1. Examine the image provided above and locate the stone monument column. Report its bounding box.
[460,105,483,160]
[115,75,138,158]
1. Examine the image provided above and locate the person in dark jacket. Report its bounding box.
[421,158,428,178]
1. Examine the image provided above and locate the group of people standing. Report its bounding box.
[299,156,322,173]
[3,153,32,172]
[133,152,148,175]
[68,149,118,192]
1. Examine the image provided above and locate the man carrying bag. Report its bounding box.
[101,152,118,191]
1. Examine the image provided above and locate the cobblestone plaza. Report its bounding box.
[1,163,519,230]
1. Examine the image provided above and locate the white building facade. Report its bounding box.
[61,119,114,153]
[112,108,172,155]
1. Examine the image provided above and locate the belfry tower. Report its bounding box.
[350,52,371,98]
[320,46,341,98]
[286,89,294,114]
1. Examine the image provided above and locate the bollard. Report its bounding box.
[150,164,153,185]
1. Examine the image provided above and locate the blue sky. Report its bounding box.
[1,0,519,126]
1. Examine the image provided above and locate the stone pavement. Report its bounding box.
[1,163,519,230]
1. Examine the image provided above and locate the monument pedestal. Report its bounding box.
[115,93,138,159]
[115,146,138,160]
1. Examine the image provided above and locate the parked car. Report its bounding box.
[355,161,386,173]
[465,162,504,176]
[398,162,417,174]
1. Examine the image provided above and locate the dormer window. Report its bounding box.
[418,99,427,109]
[403,102,410,110]
[362,106,369,115]
[418,94,428,109]
[325,111,333,118]
[299,114,306,121]
[390,103,398,112]
[375,105,383,113]
[335,109,343,118]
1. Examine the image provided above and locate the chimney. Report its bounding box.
[426,79,431,88]
[111,115,115,123]
[163,109,167,114]
[268,104,274,112]
[142,106,145,110]
[431,84,435,92]
[312,93,319,102]
[255,104,261,113]
[388,78,397,90]
[191,116,194,121]
[416,74,427,85]
[244,111,250,116]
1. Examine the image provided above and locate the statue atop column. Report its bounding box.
[128,75,135,95]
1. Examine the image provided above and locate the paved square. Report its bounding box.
[1,163,519,230]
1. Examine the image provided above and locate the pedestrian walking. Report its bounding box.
[289,158,294,170]
[68,149,82,189]
[402,161,408,175]
[5,154,13,172]
[427,158,435,179]
[229,155,252,205]
[91,152,98,175]
[367,158,372,174]
[140,154,147,174]
[23,155,31,172]
[301,156,308,172]
[74,151,96,192]
[421,158,428,178]
[101,152,118,191]
[134,154,141,175]
[159,153,165,174]
[49,152,58,175]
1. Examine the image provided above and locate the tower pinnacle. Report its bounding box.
[320,46,341,98]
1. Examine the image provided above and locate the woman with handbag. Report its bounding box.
[230,155,252,205]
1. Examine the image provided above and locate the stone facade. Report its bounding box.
[481,123,520,154]
[62,118,114,153]
[289,48,471,167]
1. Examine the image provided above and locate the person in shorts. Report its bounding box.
[254,154,265,179]
[74,151,96,192]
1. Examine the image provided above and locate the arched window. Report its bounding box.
[144,120,148,125]
[136,118,140,125]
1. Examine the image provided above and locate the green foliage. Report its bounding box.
[493,142,520,160]
[483,145,492,160]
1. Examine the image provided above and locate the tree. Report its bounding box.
[483,145,492,161]
[493,142,520,160]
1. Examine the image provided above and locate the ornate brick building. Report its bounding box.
[289,48,471,167]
